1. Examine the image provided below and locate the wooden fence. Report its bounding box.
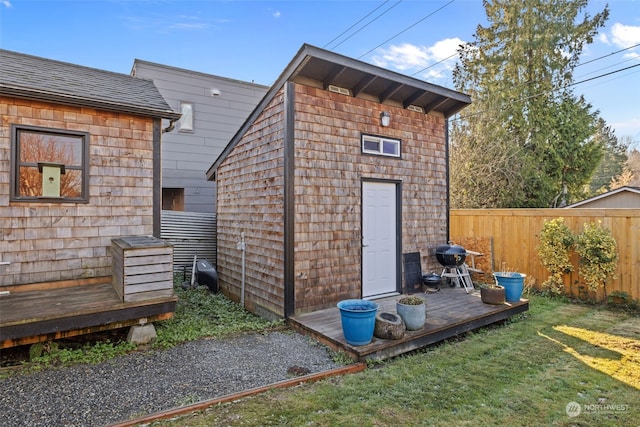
[450,209,639,302]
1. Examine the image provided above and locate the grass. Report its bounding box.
[153,283,283,349]
[154,295,640,427]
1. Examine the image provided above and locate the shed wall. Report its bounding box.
[215,89,286,318]
[291,84,449,313]
[0,96,155,286]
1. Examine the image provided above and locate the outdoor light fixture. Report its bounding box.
[380,111,390,127]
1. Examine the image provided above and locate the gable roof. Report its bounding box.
[206,44,471,180]
[564,186,640,208]
[0,49,180,120]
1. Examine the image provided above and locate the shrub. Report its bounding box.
[575,221,619,297]
[537,218,575,295]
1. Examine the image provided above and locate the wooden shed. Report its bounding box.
[0,49,181,348]
[206,45,471,320]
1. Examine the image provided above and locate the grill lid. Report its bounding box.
[435,244,466,267]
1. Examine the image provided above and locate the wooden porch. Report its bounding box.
[288,288,529,362]
[0,278,177,349]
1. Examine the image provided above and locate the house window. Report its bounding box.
[179,102,194,132]
[362,134,401,158]
[11,125,89,202]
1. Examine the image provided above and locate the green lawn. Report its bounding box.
[158,296,640,427]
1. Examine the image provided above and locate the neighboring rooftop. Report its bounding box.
[0,49,180,119]
[565,186,640,208]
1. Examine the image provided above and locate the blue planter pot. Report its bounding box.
[493,272,526,302]
[337,299,379,346]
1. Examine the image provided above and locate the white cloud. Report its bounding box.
[1,1,11,8]
[371,38,464,80]
[273,11,281,18]
[610,23,640,48]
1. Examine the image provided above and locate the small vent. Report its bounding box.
[407,105,424,113]
[327,85,351,96]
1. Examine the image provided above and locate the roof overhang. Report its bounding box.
[0,85,181,120]
[287,45,471,117]
[206,44,471,181]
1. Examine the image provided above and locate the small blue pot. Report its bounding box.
[493,272,526,302]
[337,299,379,346]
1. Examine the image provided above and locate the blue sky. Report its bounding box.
[1,0,639,146]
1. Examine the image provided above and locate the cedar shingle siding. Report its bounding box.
[0,97,157,286]
[292,84,448,313]
[210,45,471,319]
[216,90,287,317]
[0,49,179,287]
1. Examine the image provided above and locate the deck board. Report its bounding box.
[288,288,529,361]
[0,283,177,348]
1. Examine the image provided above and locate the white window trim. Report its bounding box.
[361,134,401,158]
[179,102,194,132]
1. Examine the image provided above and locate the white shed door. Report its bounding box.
[362,181,398,298]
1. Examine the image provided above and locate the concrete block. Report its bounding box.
[127,324,157,345]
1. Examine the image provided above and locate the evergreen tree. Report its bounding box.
[450,0,609,208]
[588,119,628,195]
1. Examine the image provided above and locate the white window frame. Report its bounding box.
[361,134,401,158]
[179,102,194,132]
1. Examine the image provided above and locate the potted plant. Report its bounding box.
[396,295,426,330]
[336,299,379,346]
[493,265,526,302]
[479,282,505,305]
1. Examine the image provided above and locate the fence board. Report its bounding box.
[450,209,639,302]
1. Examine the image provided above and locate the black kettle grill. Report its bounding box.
[422,272,443,290]
[435,243,467,267]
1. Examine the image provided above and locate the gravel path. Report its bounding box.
[0,331,342,427]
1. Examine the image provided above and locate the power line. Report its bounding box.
[323,1,392,50]
[576,42,640,68]
[328,1,404,51]
[450,63,640,122]
[411,51,458,77]
[573,62,640,86]
[358,0,456,59]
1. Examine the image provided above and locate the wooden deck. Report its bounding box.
[288,288,529,362]
[0,280,177,349]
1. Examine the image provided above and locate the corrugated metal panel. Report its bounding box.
[161,210,216,272]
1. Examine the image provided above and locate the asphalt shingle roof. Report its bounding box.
[0,49,179,119]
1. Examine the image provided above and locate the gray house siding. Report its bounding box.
[132,60,269,213]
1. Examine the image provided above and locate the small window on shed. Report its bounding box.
[362,134,401,158]
[179,102,194,132]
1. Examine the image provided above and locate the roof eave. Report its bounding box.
[0,85,181,120]
[205,43,471,181]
